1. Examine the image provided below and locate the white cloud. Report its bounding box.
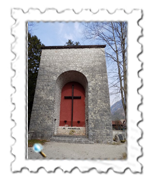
[74,23,81,32]
[64,33,74,41]
[74,22,83,37]
[58,23,65,34]
[54,22,85,45]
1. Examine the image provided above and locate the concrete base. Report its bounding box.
[51,136,93,144]
[56,126,85,136]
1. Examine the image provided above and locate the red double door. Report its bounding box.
[59,82,85,127]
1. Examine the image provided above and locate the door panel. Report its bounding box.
[59,82,85,127]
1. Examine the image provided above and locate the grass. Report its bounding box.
[69,130,75,135]
[111,140,126,145]
[28,139,49,147]
[121,140,126,143]
[122,153,127,159]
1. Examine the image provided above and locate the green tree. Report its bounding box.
[65,39,80,46]
[28,32,44,130]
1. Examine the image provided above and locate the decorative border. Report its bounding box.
[5,5,148,177]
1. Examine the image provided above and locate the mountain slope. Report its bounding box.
[110,100,125,120]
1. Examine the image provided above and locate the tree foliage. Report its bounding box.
[83,22,127,117]
[65,39,80,46]
[28,32,44,129]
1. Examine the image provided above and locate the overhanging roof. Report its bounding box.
[41,45,106,49]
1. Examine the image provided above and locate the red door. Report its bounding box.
[59,82,85,127]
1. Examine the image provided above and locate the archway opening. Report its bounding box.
[54,70,88,137]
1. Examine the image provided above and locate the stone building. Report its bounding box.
[29,45,113,143]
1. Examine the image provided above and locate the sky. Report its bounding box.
[28,22,121,106]
[28,22,99,46]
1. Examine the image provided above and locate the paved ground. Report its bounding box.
[28,141,127,160]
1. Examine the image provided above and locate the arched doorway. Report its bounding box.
[59,82,85,127]
[54,70,88,136]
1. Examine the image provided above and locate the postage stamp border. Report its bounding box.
[5,5,148,177]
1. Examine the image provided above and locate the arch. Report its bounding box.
[53,70,88,136]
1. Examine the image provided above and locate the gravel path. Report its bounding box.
[28,141,127,160]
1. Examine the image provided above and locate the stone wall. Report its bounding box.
[29,46,113,143]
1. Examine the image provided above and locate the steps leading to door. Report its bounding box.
[50,135,93,144]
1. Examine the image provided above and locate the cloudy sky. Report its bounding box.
[28,22,121,106]
[28,22,99,46]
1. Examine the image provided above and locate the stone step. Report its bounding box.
[53,135,86,138]
[50,135,94,144]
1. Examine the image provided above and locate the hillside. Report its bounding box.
[110,99,125,120]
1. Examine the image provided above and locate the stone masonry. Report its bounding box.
[29,45,113,143]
